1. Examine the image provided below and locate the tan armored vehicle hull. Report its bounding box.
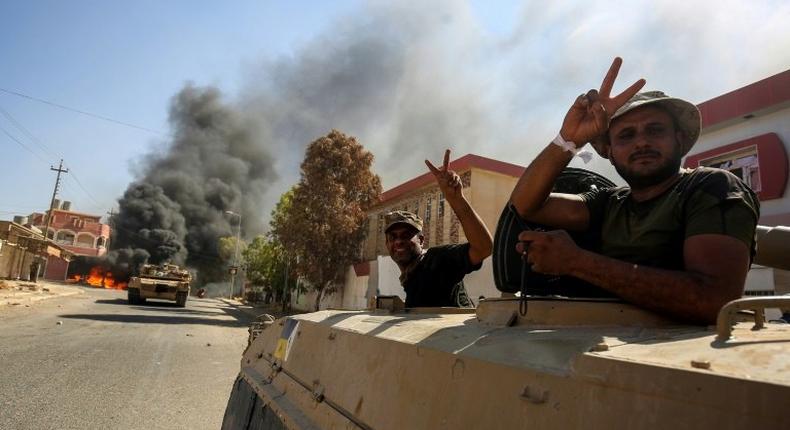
[223,297,790,429]
[223,225,790,429]
[127,263,191,307]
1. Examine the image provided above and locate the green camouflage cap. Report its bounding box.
[591,91,701,159]
[384,211,423,234]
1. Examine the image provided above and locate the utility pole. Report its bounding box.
[105,208,116,250]
[44,159,68,241]
[225,210,242,300]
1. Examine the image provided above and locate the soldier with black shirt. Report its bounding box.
[385,150,493,308]
[509,58,759,324]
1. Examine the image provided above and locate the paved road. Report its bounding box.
[0,285,253,430]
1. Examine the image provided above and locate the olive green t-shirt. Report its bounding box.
[579,167,760,270]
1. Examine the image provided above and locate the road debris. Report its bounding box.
[56,321,63,325]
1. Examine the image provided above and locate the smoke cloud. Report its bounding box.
[97,0,788,285]
[237,0,789,196]
[107,85,275,285]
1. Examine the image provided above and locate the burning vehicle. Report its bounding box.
[71,266,128,290]
[127,263,192,307]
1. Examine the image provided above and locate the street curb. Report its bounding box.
[0,288,83,307]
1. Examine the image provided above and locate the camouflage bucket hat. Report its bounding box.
[384,211,423,234]
[591,91,701,159]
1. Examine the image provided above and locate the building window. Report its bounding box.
[425,197,432,221]
[461,171,472,187]
[76,233,94,248]
[438,193,445,218]
[700,145,761,192]
[56,230,75,245]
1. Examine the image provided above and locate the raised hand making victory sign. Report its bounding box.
[560,57,646,147]
[425,149,463,200]
[505,57,759,324]
[380,148,493,309]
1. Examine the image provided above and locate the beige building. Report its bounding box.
[292,154,524,311]
[0,221,73,281]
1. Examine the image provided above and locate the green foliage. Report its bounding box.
[218,236,246,264]
[242,235,295,302]
[272,129,382,310]
[242,189,300,307]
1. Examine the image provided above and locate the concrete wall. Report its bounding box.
[339,265,370,310]
[468,168,519,234]
[0,242,37,280]
[463,168,519,301]
[744,265,775,293]
[376,256,406,301]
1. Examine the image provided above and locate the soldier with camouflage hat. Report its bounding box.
[384,149,493,308]
[509,58,759,324]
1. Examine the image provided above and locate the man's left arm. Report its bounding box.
[426,150,493,265]
[518,230,750,324]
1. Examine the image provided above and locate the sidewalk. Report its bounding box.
[0,279,83,307]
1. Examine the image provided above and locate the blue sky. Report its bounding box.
[1,0,788,225]
[0,0,367,217]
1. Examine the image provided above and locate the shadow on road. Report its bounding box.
[59,312,251,327]
[94,299,229,317]
[85,297,260,326]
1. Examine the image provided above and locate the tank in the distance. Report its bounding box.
[127,263,191,307]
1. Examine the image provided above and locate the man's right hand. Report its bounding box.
[559,57,646,147]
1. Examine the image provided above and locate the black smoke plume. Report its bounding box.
[101,85,275,285]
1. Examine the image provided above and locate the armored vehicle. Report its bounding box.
[127,263,191,307]
[222,170,790,429]
[223,226,790,429]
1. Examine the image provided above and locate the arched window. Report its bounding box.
[56,230,75,245]
[76,233,94,248]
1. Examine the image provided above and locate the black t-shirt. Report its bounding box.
[401,243,482,308]
[579,167,760,270]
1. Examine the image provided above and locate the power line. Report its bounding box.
[0,87,170,137]
[66,167,103,208]
[0,104,108,211]
[0,122,49,163]
[0,105,59,160]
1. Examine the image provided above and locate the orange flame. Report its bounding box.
[70,267,127,290]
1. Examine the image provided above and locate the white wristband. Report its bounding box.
[552,133,593,164]
[552,133,579,154]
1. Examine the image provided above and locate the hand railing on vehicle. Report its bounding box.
[716,296,790,341]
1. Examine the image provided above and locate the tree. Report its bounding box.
[266,188,301,309]
[218,236,246,263]
[244,188,301,309]
[273,130,381,310]
[243,236,283,303]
